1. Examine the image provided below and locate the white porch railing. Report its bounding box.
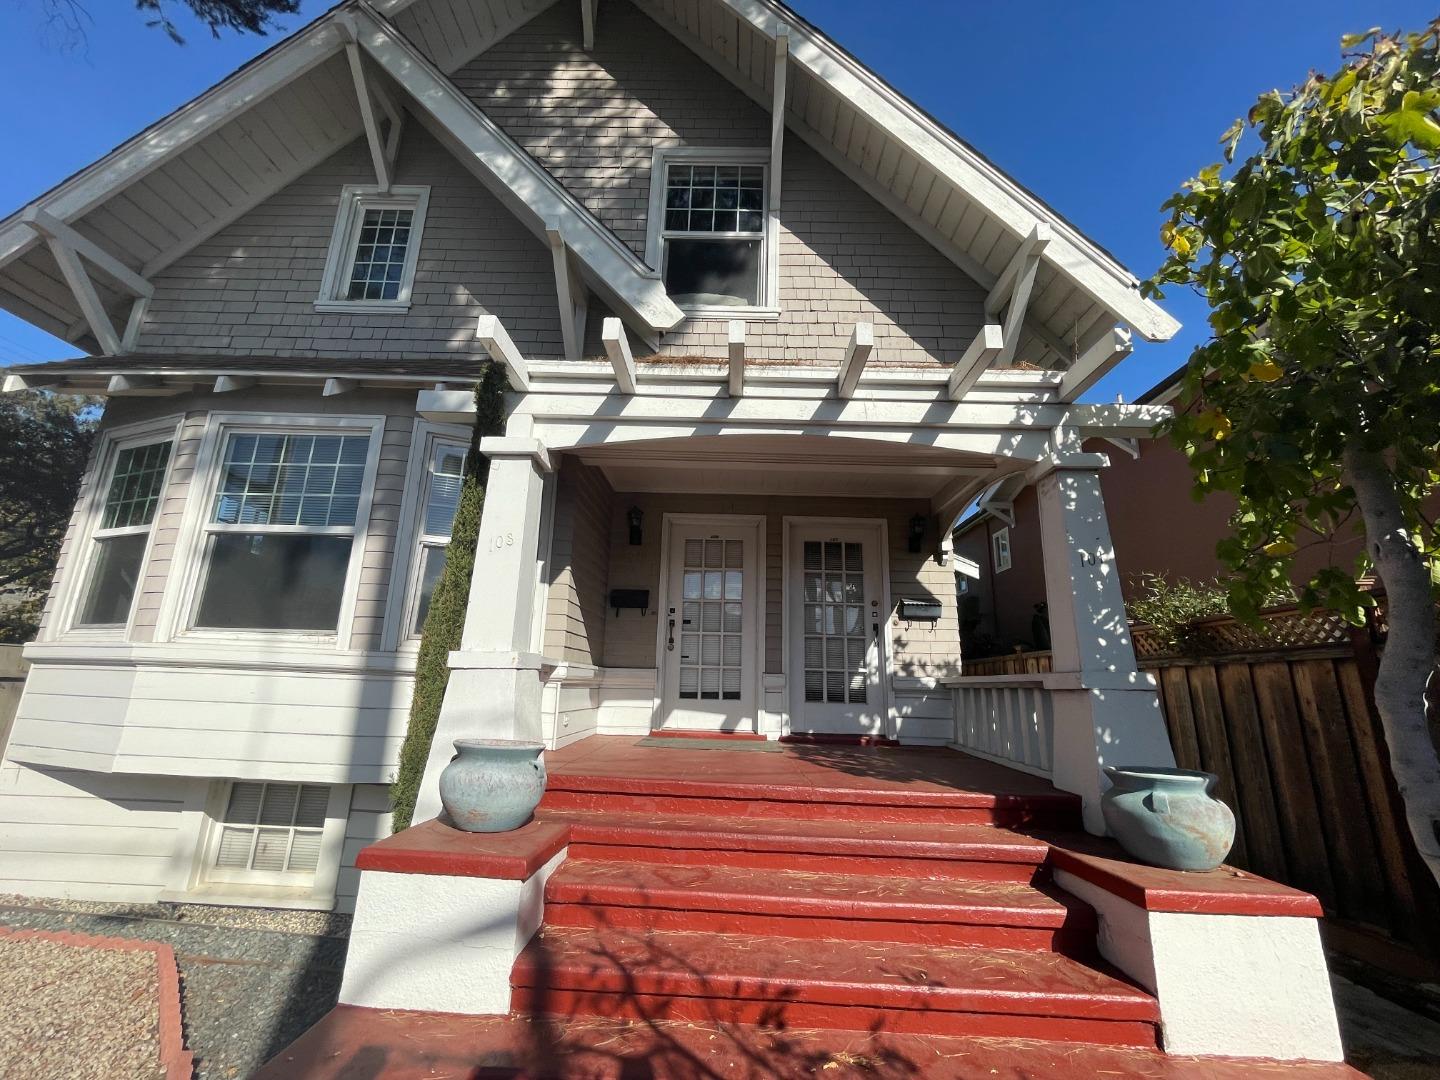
[943,673,1062,778]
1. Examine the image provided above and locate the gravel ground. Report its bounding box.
[0,897,350,1080]
[0,935,165,1080]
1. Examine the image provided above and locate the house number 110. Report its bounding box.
[487,532,515,551]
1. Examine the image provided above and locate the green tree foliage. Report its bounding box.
[1145,23,1440,880]
[390,364,508,832]
[38,0,298,45]
[0,390,98,643]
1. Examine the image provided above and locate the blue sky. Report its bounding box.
[0,0,1432,400]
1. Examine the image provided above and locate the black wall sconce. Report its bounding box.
[627,506,644,546]
[908,513,927,553]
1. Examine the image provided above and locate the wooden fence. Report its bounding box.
[961,609,1440,961]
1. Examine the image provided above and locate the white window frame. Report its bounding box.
[644,147,779,319]
[381,421,471,652]
[196,780,350,892]
[51,415,183,642]
[158,412,386,648]
[315,184,431,314]
[992,526,1012,574]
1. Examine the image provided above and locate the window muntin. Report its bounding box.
[407,440,467,638]
[677,537,745,701]
[992,527,1012,573]
[212,781,329,879]
[194,431,371,633]
[660,162,768,310]
[801,540,868,704]
[317,185,429,310]
[77,439,173,628]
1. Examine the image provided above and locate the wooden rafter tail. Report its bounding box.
[727,320,746,398]
[947,323,1004,402]
[212,375,257,394]
[602,317,637,395]
[476,314,531,391]
[322,377,356,396]
[836,321,874,399]
[1060,327,1133,400]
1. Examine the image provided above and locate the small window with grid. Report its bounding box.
[77,437,173,628]
[677,538,744,701]
[209,781,330,882]
[318,185,429,310]
[660,161,768,310]
[992,527,1012,573]
[801,540,868,704]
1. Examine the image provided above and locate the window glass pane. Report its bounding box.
[423,444,467,537]
[196,534,353,631]
[77,533,148,626]
[101,441,172,529]
[664,238,762,307]
[215,827,254,868]
[412,545,447,635]
[346,206,414,301]
[665,163,764,235]
[223,782,265,824]
[287,832,323,873]
[213,433,368,528]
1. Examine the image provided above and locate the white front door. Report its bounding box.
[787,523,888,737]
[659,519,761,733]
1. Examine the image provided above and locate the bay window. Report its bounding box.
[76,434,173,629]
[192,427,377,635]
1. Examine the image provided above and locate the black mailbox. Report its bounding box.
[609,589,650,616]
[898,598,943,622]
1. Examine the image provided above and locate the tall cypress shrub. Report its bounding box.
[390,363,508,832]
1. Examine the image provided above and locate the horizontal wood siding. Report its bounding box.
[0,761,189,903]
[335,783,393,913]
[351,413,416,651]
[543,458,614,664]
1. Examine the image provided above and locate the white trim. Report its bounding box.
[643,146,778,319]
[780,516,893,739]
[48,416,184,644]
[156,411,386,649]
[652,513,767,734]
[381,421,471,652]
[315,184,430,312]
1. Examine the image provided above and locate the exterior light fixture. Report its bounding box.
[627,506,644,546]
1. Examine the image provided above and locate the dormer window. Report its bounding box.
[316,185,430,314]
[646,148,777,317]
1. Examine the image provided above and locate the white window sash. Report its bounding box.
[315,184,431,313]
[201,781,347,889]
[55,417,183,641]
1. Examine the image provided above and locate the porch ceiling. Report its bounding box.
[572,433,998,509]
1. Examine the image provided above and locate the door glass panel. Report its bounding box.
[801,539,868,704]
[678,535,744,701]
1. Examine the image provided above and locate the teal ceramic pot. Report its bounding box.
[1100,766,1236,872]
[439,739,547,833]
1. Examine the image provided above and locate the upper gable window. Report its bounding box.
[316,185,430,314]
[646,149,776,317]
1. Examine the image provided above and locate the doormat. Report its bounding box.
[637,737,782,752]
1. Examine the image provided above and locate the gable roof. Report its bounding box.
[0,0,1174,396]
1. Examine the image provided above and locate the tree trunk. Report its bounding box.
[1343,443,1440,887]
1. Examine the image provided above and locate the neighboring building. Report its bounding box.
[0,1,1348,1066]
[953,370,1373,654]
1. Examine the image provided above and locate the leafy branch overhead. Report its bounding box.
[1144,21,1440,625]
[1144,22,1440,883]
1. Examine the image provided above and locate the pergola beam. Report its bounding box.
[602,316,637,394]
[546,219,587,363]
[946,322,1004,402]
[476,314,531,391]
[727,320,745,397]
[836,321,873,399]
[1060,327,1133,400]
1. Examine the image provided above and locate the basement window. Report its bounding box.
[646,149,775,317]
[316,185,430,313]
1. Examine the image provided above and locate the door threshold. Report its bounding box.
[779,733,900,747]
[651,728,768,742]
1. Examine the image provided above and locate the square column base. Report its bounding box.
[1050,686,1176,834]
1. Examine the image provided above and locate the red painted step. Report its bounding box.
[511,925,1160,1047]
[541,774,1080,828]
[546,808,1052,880]
[543,859,1095,950]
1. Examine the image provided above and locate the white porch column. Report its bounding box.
[413,436,553,824]
[1033,445,1176,833]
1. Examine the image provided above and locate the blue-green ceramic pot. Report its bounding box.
[1101,766,1236,872]
[439,738,546,833]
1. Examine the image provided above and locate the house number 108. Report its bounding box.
[487,532,515,551]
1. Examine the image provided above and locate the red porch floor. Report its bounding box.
[256,1005,1366,1080]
